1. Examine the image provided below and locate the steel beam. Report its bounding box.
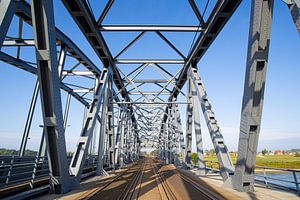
[0,0,15,49]
[185,77,193,169]
[96,79,109,175]
[188,0,205,24]
[97,0,114,25]
[174,104,185,165]
[62,0,137,127]
[161,0,242,138]
[119,107,126,167]
[107,77,115,169]
[19,79,39,157]
[191,75,205,174]
[233,0,274,192]
[98,25,204,32]
[116,59,185,64]
[2,39,36,46]
[31,0,70,193]
[70,67,109,181]
[189,66,234,183]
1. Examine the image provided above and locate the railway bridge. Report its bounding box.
[0,0,299,199]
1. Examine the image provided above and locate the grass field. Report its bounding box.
[203,155,300,169]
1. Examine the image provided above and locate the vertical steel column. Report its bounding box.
[172,102,180,165]
[167,106,173,163]
[234,0,274,192]
[96,80,109,175]
[63,93,71,128]
[191,76,205,174]
[30,0,70,193]
[107,77,115,169]
[19,79,39,157]
[119,106,126,167]
[0,0,15,48]
[185,76,193,168]
[189,66,234,184]
[114,106,121,166]
[175,104,185,164]
[37,45,68,159]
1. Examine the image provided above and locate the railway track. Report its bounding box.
[84,157,222,200]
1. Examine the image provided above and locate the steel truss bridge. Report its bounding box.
[0,0,299,197]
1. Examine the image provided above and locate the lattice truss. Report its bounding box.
[0,0,299,194]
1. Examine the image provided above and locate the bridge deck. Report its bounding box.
[39,157,299,200]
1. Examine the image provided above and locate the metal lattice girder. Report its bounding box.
[107,78,115,169]
[185,77,193,168]
[0,0,15,48]
[191,77,205,173]
[284,0,300,34]
[188,66,234,183]
[70,67,110,181]
[167,0,242,99]
[30,0,70,193]
[0,51,90,106]
[119,107,126,167]
[233,0,274,192]
[14,1,101,75]
[62,0,137,127]
[174,103,185,164]
[97,79,109,175]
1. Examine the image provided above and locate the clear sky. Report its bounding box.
[0,0,299,153]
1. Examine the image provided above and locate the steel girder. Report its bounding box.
[30,0,70,193]
[233,0,274,192]
[188,66,234,184]
[98,25,204,32]
[174,104,185,165]
[70,67,110,181]
[162,0,242,126]
[0,0,15,48]
[185,77,193,168]
[107,77,115,169]
[96,76,109,175]
[191,77,205,174]
[61,0,137,132]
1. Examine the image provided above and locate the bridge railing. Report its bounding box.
[0,155,98,189]
[201,160,300,194]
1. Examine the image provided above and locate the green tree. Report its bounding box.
[209,149,215,156]
[262,149,268,156]
[191,152,198,165]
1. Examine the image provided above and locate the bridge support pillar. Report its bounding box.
[31,0,70,193]
[233,0,274,192]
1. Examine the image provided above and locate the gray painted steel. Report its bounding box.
[31,0,70,193]
[233,0,274,192]
[189,66,234,184]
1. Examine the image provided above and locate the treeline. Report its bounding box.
[0,148,37,156]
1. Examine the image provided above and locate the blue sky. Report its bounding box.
[0,0,299,152]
